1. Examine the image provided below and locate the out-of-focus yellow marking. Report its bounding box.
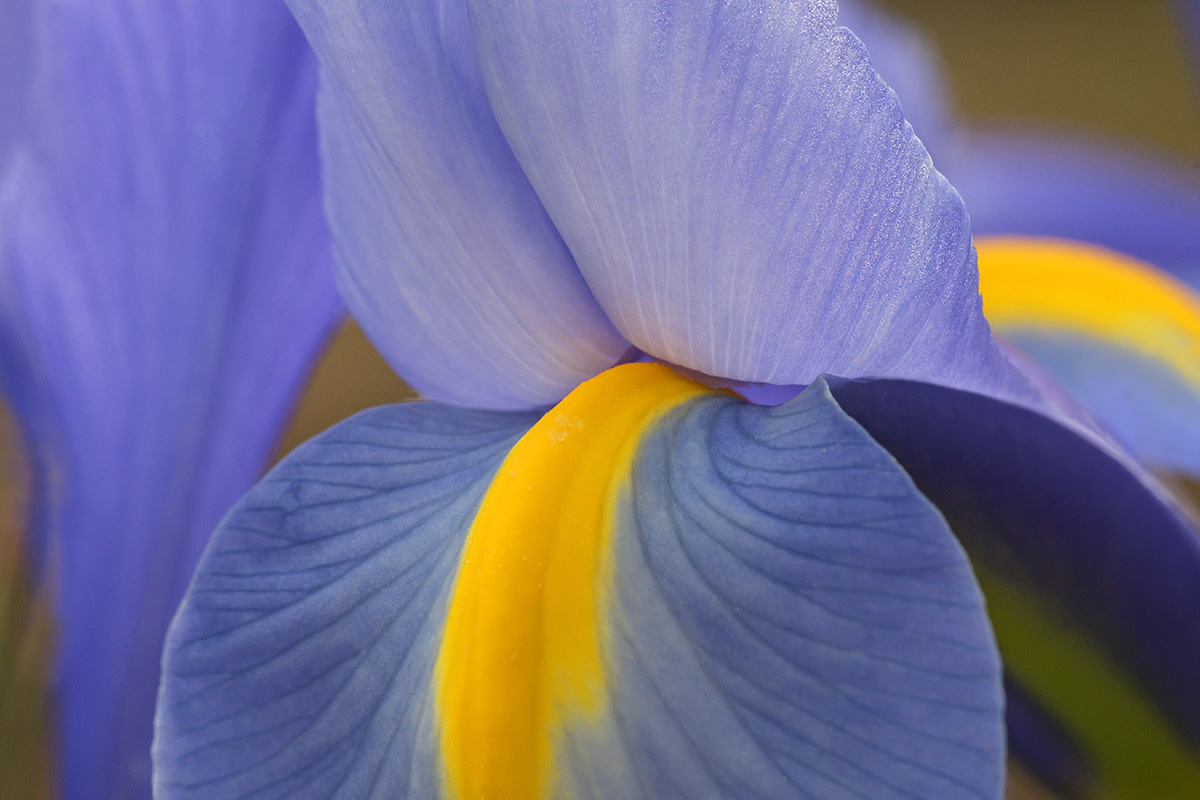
[976,236,1200,390]
[434,362,710,800]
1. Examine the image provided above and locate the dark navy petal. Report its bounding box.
[830,377,1200,796]
[284,0,628,409]
[466,0,1027,402]
[575,381,1004,800]
[1003,682,1095,799]
[0,3,340,798]
[953,131,1200,288]
[153,402,535,800]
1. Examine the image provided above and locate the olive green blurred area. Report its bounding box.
[2,2,1199,798]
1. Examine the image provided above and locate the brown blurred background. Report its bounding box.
[3,1,1200,798]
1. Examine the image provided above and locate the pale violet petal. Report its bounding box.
[467,0,1029,402]
[286,0,629,409]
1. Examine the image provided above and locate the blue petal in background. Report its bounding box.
[0,0,32,160]
[154,402,535,800]
[285,0,629,410]
[467,0,1028,404]
[574,381,1004,800]
[0,2,341,797]
[830,377,1200,794]
[1175,0,1200,85]
[952,131,1200,289]
[1004,329,1200,476]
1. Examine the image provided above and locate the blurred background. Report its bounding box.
[3,1,1199,798]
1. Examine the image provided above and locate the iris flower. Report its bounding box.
[0,2,340,798]
[2,1,1199,799]
[134,1,1200,799]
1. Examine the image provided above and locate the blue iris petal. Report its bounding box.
[154,403,535,799]
[0,2,340,798]
[284,0,629,410]
[830,377,1200,755]
[156,380,1005,800]
[582,381,1004,800]
[1003,330,1200,475]
[466,0,1026,403]
[953,131,1200,288]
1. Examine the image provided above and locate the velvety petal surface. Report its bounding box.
[0,3,340,798]
[951,131,1200,288]
[157,364,1005,800]
[284,0,628,409]
[467,0,1027,402]
[830,377,1200,797]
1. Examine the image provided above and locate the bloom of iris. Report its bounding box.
[147,0,1200,798]
[2,2,1200,800]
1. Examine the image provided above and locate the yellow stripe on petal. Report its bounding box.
[976,236,1200,391]
[434,363,712,800]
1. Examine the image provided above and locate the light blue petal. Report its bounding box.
[153,402,536,799]
[573,380,1003,799]
[952,131,1200,288]
[0,3,340,798]
[830,377,1200,789]
[156,381,1004,800]
[1003,329,1200,475]
[285,0,629,409]
[466,0,1027,402]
